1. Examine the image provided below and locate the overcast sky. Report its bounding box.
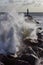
[0,0,43,12]
[0,0,43,5]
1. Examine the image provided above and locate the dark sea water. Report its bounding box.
[29,13,43,29]
[19,12,43,29]
[33,16,43,29]
[29,13,43,16]
[24,12,43,29]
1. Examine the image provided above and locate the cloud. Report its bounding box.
[0,0,9,5]
[0,0,43,6]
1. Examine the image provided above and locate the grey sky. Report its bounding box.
[0,0,43,12]
[0,0,43,5]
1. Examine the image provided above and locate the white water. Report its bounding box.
[0,1,42,55]
[36,58,43,65]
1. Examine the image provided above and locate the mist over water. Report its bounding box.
[0,0,43,56]
[0,10,40,55]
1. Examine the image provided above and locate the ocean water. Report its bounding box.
[0,12,43,56]
[33,16,43,29]
[29,13,43,29]
[19,12,43,29]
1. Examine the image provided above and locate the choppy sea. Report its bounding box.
[29,13,43,29]
[19,12,43,29]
